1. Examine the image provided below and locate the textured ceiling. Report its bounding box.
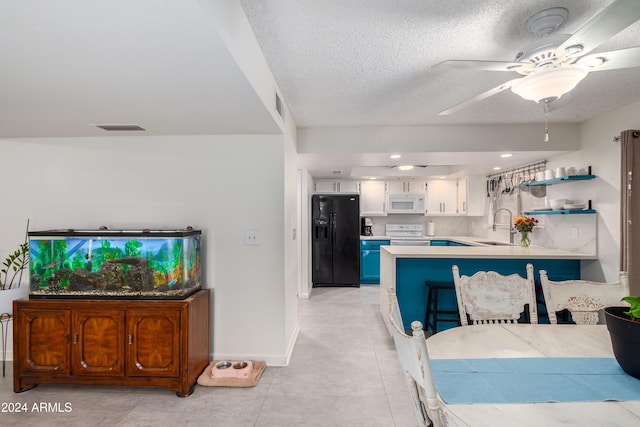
[240,0,640,127]
[2,1,639,179]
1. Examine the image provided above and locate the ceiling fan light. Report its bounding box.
[511,67,589,103]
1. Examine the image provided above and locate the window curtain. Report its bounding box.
[620,130,640,295]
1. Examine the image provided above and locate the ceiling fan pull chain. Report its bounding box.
[544,101,550,142]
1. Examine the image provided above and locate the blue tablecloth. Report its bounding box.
[431,358,640,404]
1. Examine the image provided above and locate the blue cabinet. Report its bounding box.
[395,257,581,331]
[430,239,470,246]
[360,240,390,284]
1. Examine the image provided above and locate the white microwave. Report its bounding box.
[387,193,425,214]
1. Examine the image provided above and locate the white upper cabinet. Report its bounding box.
[359,180,387,216]
[425,179,458,215]
[314,180,360,194]
[457,176,486,216]
[387,180,426,195]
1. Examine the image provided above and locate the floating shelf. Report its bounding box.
[525,174,596,186]
[524,209,597,215]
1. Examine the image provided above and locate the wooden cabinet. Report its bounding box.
[387,180,425,195]
[13,289,210,397]
[359,180,387,216]
[73,309,125,376]
[314,180,360,194]
[126,308,180,377]
[19,308,71,375]
[426,179,458,215]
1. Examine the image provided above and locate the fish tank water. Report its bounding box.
[28,227,201,300]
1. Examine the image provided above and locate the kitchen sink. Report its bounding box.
[475,241,514,246]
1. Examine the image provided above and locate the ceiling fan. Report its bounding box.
[435,0,640,116]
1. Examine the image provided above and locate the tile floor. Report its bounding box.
[0,286,417,426]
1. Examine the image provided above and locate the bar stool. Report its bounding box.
[424,281,460,333]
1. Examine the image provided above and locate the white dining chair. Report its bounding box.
[387,288,442,427]
[539,270,630,325]
[452,264,538,325]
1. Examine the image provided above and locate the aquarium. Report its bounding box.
[28,228,202,300]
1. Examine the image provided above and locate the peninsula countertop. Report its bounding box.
[381,244,596,260]
[379,240,596,334]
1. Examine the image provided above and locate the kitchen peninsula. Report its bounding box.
[379,242,597,331]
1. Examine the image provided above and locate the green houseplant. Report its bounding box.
[605,296,640,379]
[621,296,640,321]
[0,242,29,290]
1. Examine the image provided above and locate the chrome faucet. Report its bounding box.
[492,208,517,244]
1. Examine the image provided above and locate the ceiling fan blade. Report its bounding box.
[433,60,533,72]
[556,0,640,59]
[438,79,521,116]
[576,47,640,71]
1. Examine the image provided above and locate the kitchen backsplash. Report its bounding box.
[363,189,597,256]
[363,215,473,237]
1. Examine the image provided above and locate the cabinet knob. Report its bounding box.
[64,334,69,344]
[128,334,133,345]
[72,333,78,344]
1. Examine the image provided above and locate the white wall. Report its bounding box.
[473,101,640,281]
[298,169,314,298]
[0,134,296,365]
[282,113,300,364]
[298,124,581,153]
[548,100,640,282]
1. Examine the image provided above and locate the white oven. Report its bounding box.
[387,193,425,214]
[386,224,431,246]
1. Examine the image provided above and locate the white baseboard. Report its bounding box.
[211,323,300,367]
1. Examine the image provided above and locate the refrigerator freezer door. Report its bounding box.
[312,195,334,285]
[312,195,360,287]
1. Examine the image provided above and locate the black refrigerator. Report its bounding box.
[312,194,360,287]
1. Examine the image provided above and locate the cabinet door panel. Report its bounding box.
[315,181,337,193]
[127,310,180,377]
[20,309,70,374]
[73,310,125,376]
[426,180,458,215]
[360,180,387,216]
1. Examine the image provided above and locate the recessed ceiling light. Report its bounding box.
[390,154,401,159]
[398,165,414,171]
[500,153,513,158]
[493,167,501,170]
[369,177,377,180]
[439,176,447,179]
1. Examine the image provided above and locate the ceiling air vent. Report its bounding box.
[331,170,343,175]
[95,124,146,131]
[275,91,284,121]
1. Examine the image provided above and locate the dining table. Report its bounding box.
[425,324,640,427]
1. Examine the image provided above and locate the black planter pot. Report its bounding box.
[605,306,640,379]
